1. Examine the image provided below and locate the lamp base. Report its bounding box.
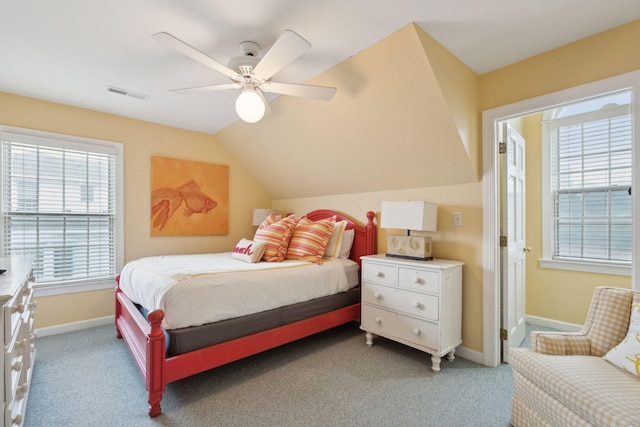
[386,235,432,261]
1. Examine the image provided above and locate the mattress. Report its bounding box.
[119,253,359,330]
[164,286,361,356]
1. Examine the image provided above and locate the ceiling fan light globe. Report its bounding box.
[236,90,265,123]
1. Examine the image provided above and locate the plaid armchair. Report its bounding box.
[510,286,640,427]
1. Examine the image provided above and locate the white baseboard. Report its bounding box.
[455,345,483,365]
[36,315,114,338]
[526,315,582,332]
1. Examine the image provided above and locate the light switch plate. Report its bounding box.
[453,211,464,227]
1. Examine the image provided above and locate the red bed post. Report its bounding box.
[146,310,166,417]
[365,211,376,256]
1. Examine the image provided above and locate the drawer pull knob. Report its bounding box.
[12,303,25,314]
[12,361,22,371]
[17,339,27,349]
[17,383,28,395]
[375,271,384,278]
[412,301,423,309]
[375,317,382,324]
[373,292,382,300]
[412,328,421,336]
[413,277,423,284]
[12,414,22,425]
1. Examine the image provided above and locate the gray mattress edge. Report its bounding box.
[165,286,361,356]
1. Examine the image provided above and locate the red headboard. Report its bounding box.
[305,210,377,268]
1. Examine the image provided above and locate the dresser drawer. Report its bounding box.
[3,279,32,346]
[361,262,397,287]
[398,268,439,294]
[362,283,439,321]
[4,320,28,405]
[361,305,439,351]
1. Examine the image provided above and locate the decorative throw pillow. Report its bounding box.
[287,216,336,264]
[231,238,266,263]
[258,212,281,228]
[324,220,348,258]
[338,228,355,259]
[254,215,298,262]
[603,301,640,377]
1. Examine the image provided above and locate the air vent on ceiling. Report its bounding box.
[107,86,149,101]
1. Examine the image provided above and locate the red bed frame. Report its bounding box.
[115,210,376,417]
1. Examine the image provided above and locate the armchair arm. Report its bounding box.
[530,331,592,355]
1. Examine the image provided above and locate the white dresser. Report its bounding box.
[360,254,463,372]
[0,256,36,426]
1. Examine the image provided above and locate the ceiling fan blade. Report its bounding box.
[252,30,311,81]
[261,82,337,101]
[170,83,242,95]
[152,32,241,80]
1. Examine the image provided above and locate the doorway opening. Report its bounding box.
[482,70,640,367]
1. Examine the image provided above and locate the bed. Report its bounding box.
[115,209,376,417]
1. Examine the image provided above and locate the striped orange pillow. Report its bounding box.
[254,215,298,262]
[286,216,336,264]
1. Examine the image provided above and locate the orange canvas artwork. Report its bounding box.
[151,156,229,236]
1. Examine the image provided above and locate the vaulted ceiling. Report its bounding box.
[214,24,479,199]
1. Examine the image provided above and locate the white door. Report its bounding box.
[500,122,528,363]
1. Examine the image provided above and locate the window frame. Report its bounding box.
[0,125,124,297]
[540,92,633,276]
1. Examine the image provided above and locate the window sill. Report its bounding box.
[538,258,631,277]
[34,278,115,297]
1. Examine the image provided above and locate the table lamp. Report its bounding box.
[381,201,437,261]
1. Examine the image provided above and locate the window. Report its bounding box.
[1,127,123,296]
[541,90,632,275]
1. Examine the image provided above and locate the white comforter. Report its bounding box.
[118,253,355,330]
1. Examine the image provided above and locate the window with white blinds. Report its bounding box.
[1,128,123,294]
[547,90,632,267]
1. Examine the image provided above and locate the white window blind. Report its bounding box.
[549,100,632,264]
[1,131,119,286]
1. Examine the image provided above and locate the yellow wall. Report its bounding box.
[518,113,631,325]
[0,92,272,328]
[479,19,640,111]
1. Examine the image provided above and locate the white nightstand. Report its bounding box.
[360,254,463,372]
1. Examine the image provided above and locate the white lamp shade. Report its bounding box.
[236,90,266,123]
[252,208,277,226]
[380,201,437,232]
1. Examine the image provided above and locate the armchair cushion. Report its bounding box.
[530,331,591,355]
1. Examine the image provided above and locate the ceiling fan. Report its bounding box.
[152,30,337,123]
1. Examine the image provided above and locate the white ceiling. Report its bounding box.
[2,0,640,135]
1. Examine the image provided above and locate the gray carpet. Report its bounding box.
[25,322,521,427]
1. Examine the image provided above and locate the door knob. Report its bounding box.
[523,246,531,253]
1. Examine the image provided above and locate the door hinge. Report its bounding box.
[500,328,508,340]
[499,142,507,154]
[500,236,507,247]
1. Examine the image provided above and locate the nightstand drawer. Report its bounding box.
[362,283,439,321]
[398,268,439,294]
[361,305,439,351]
[361,262,397,287]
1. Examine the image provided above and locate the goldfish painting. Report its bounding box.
[151,180,218,231]
[150,156,229,236]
